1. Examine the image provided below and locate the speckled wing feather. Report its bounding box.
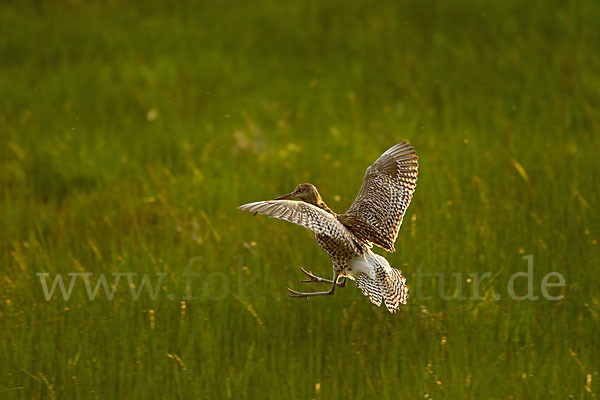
[238,200,357,250]
[340,142,418,252]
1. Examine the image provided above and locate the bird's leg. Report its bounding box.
[287,271,339,299]
[299,267,346,287]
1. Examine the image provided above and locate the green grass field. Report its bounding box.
[1,0,599,398]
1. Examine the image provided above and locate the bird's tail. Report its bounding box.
[356,254,408,313]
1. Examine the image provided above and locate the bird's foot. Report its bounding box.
[299,267,333,284]
[299,267,346,287]
[287,287,335,300]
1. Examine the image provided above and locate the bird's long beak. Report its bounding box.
[275,192,295,200]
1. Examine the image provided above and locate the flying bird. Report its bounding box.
[238,142,418,313]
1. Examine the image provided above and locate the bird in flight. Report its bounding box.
[238,142,418,313]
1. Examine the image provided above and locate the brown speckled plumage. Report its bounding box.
[238,142,418,313]
[339,142,418,252]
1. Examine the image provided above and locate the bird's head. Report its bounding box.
[276,183,322,205]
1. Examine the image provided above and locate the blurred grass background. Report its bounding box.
[1,0,599,398]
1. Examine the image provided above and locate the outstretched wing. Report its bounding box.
[238,200,358,250]
[340,142,418,252]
